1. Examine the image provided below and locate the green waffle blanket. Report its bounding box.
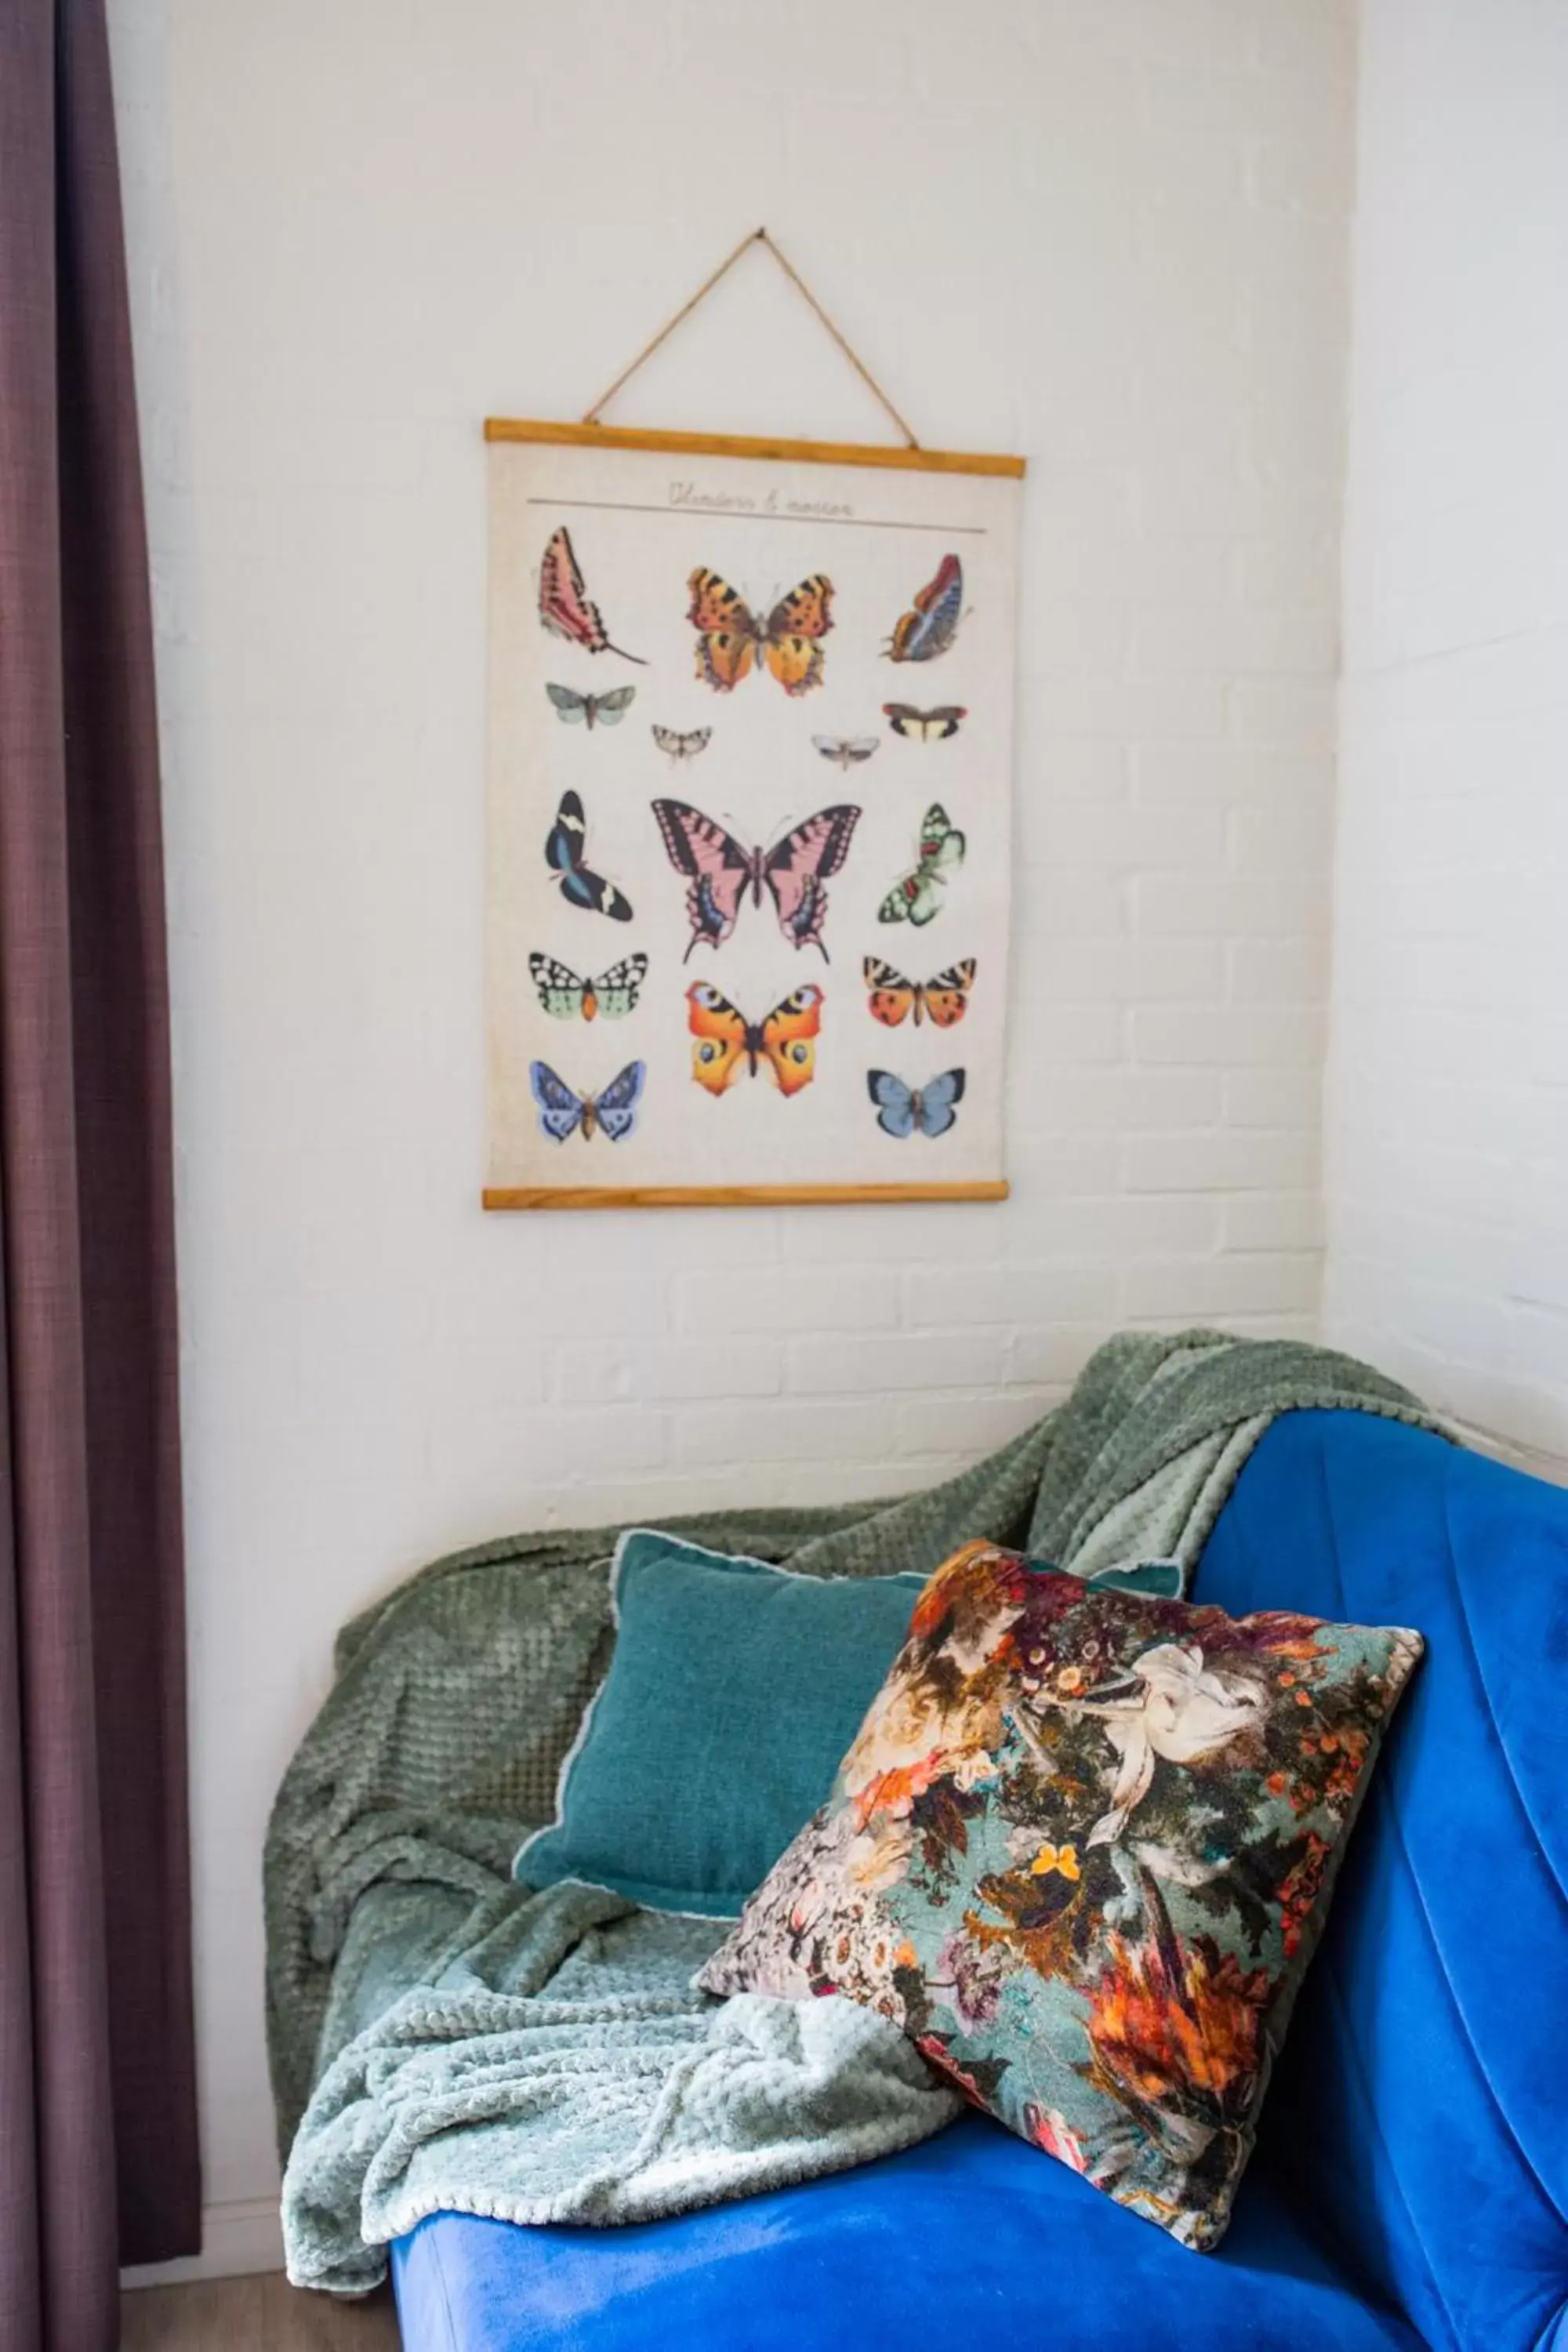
[283,1882,963,2291]
[268,1329,1435,2282]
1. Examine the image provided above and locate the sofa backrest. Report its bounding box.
[1196,1409,1568,2352]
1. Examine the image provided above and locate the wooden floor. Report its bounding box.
[122,2274,401,2350]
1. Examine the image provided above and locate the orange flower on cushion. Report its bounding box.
[1218,1613,1330,1663]
[1085,1921,1269,2116]
[851,1754,945,1833]
[906,1541,1029,1662]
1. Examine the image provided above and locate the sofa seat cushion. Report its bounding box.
[391,2114,1421,2352]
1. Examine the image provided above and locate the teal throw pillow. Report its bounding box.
[513,1530,928,1918]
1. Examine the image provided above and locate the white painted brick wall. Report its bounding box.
[1323,0,1568,1479]
[107,0,1354,2260]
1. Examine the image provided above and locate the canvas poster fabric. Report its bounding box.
[485,433,1021,1200]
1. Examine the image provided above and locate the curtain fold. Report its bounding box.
[0,2,199,2343]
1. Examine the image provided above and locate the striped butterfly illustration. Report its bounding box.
[863,956,975,1028]
[544,790,633,921]
[528,952,648,1022]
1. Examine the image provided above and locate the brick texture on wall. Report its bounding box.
[1323,0,1568,1479]
[108,0,1354,2254]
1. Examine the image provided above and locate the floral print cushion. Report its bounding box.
[699,1541,1423,2250]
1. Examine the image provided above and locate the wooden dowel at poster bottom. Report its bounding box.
[481,1181,1011,1211]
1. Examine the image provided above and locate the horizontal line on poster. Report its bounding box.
[524,495,988,539]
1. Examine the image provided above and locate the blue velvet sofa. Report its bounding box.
[390,1410,1568,2352]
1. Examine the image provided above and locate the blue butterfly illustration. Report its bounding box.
[867,1068,965,1138]
[884,554,964,665]
[545,789,633,920]
[529,1059,645,1143]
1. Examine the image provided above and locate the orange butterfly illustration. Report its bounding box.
[687,569,834,696]
[685,982,823,1097]
[863,956,976,1029]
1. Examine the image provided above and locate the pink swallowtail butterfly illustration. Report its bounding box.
[650,798,860,964]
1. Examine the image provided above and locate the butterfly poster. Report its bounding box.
[484,419,1023,1206]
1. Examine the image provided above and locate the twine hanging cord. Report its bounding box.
[580,227,921,450]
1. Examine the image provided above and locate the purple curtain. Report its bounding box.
[0,1,199,2343]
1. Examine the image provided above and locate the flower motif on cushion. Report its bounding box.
[1022,1639,1269,1846]
[931,1927,1007,2030]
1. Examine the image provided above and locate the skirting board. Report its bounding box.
[121,2197,285,2289]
